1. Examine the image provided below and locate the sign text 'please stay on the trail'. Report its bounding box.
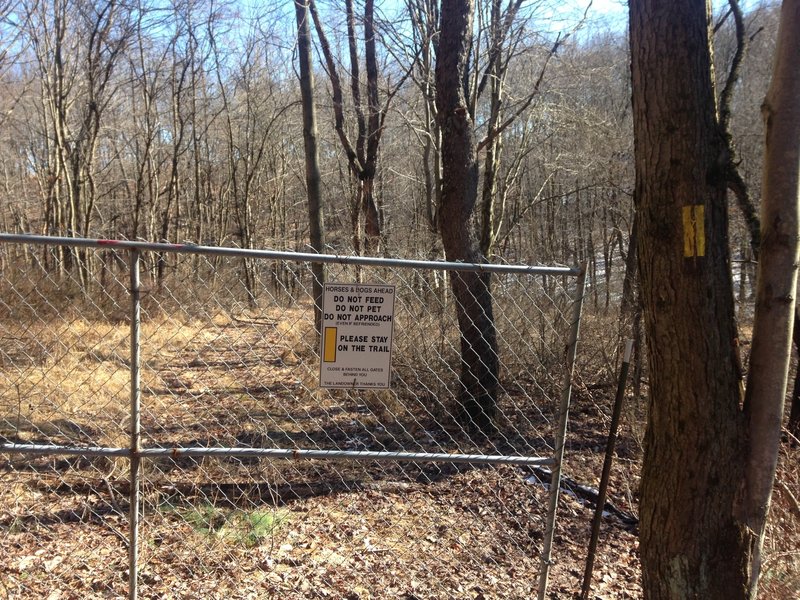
[319,283,396,389]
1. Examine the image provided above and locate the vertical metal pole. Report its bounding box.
[129,250,142,600]
[537,265,587,600]
[581,339,634,599]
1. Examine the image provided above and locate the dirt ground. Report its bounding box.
[1,302,798,599]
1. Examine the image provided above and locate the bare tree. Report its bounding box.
[307,0,392,255]
[475,1,587,258]
[737,1,800,595]
[405,0,441,236]
[0,0,31,131]
[436,0,498,431]
[208,18,296,300]
[295,0,325,330]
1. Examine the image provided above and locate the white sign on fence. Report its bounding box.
[319,283,396,389]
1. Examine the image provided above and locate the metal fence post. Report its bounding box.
[537,264,587,600]
[129,249,142,600]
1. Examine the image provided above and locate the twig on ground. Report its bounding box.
[776,479,800,519]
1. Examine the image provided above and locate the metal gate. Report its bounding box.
[0,234,584,599]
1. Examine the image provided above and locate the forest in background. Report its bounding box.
[0,0,779,299]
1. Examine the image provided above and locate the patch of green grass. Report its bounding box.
[164,502,286,547]
[235,509,286,547]
[180,503,227,536]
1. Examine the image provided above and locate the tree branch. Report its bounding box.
[307,0,364,176]
[718,0,745,134]
[476,0,525,101]
[476,34,560,153]
[476,1,590,153]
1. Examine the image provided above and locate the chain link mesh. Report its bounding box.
[1,239,581,599]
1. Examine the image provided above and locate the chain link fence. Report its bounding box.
[0,234,584,600]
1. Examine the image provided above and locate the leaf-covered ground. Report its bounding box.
[2,405,797,599]
[1,308,797,599]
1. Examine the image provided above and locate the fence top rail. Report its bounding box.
[0,233,581,276]
[0,442,557,467]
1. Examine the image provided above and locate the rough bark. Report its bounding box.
[295,0,326,332]
[738,2,800,595]
[630,0,750,597]
[436,0,499,432]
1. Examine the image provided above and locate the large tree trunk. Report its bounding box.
[630,0,750,597]
[436,0,499,432]
[295,0,326,332]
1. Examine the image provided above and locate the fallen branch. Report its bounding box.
[526,466,638,528]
